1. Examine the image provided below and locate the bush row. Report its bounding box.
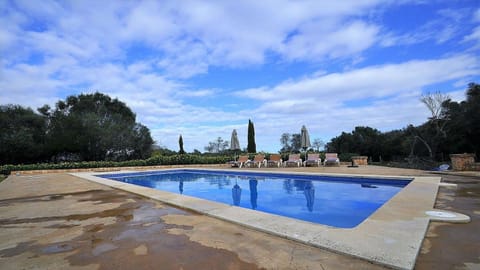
[0,152,366,175]
[0,154,231,175]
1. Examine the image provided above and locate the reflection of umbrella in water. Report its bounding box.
[249,179,258,209]
[304,181,315,212]
[232,181,242,206]
[179,180,184,194]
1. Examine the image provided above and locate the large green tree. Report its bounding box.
[327,126,385,161]
[247,119,256,153]
[40,92,153,161]
[441,83,480,157]
[0,105,47,164]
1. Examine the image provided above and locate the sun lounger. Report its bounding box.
[284,154,302,167]
[245,154,266,168]
[304,153,321,167]
[323,153,340,166]
[267,154,283,167]
[233,155,249,168]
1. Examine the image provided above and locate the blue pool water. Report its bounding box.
[99,170,411,228]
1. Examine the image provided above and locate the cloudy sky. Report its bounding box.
[1,0,479,152]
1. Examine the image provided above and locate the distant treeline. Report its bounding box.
[1,83,478,167]
[326,83,480,163]
[0,92,154,164]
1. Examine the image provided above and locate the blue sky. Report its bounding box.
[1,0,479,152]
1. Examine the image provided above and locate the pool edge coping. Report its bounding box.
[71,168,441,270]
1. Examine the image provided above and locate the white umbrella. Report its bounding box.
[301,125,311,165]
[230,129,240,150]
[230,129,240,161]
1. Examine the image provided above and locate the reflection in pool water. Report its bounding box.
[99,170,410,228]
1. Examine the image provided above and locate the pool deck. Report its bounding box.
[1,165,479,269]
[74,169,441,270]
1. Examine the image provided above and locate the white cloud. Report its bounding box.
[380,8,469,47]
[280,20,380,61]
[1,1,479,152]
[175,89,217,98]
[232,55,479,151]
[473,8,480,22]
[463,26,480,50]
[2,1,388,79]
[240,55,479,103]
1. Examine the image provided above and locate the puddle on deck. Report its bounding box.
[0,188,261,270]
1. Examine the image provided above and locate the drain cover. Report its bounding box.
[425,210,470,223]
[425,211,457,218]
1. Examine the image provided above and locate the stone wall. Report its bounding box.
[351,156,368,166]
[450,153,478,171]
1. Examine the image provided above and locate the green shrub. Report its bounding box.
[338,153,360,162]
[0,154,231,175]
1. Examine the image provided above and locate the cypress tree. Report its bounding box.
[179,134,185,154]
[247,119,256,153]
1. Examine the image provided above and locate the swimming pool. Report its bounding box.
[99,169,411,228]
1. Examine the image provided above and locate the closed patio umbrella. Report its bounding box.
[230,129,240,161]
[301,125,311,165]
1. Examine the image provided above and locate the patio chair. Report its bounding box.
[234,155,249,168]
[267,154,283,167]
[304,153,321,167]
[283,154,302,167]
[245,154,266,168]
[323,153,340,166]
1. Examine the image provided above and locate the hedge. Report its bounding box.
[0,154,231,175]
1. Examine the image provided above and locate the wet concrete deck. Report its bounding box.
[75,169,442,270]
[0,165,479,269]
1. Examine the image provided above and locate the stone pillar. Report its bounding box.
[351,156,368,166]
[450,153,476,171]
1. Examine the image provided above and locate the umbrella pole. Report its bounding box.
[304,148,307,167]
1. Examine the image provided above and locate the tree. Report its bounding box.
[42,92,153,161]
[247,119,256,153]
[441,82,480,157]
[326,127,383,161]
[280,133,291,152]
[312,138,324,152]
[130,123,154,159]
[178,135,185,154]
[322,82,479,163]
[464,83,480,156]
[418,92,450,160]
[204,137,229,153]
[0,105,47,164]
[290,133,301,152]
[279,132,304,153]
